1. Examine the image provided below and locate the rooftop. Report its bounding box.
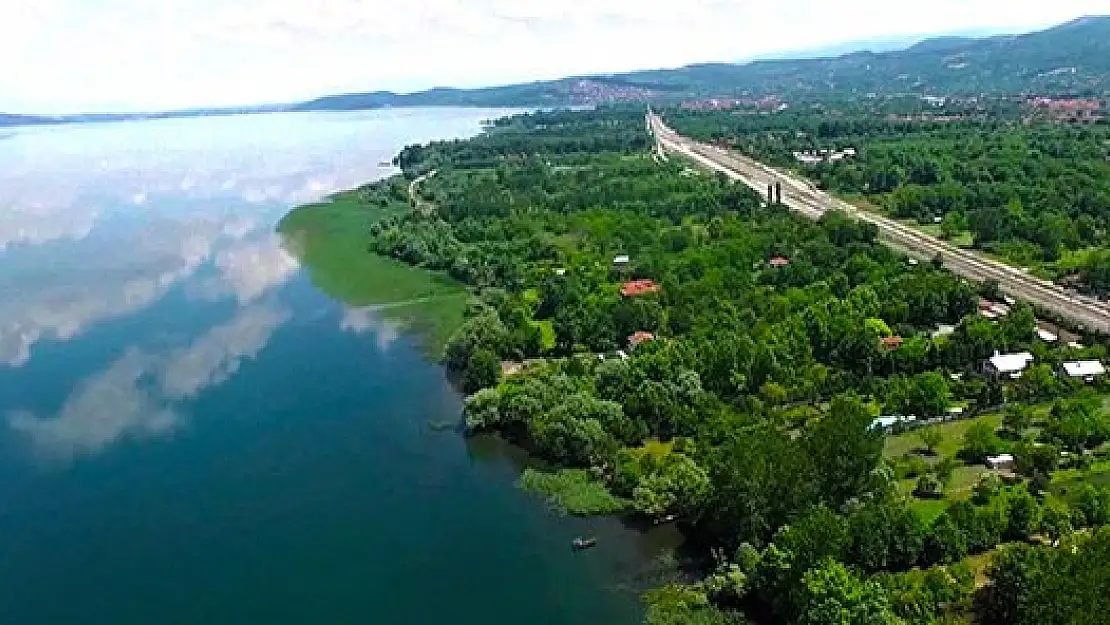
[880,336,904,349]
[932,324,956,338]
[871,415,917,430]
[621,279,662,297]
[1062,360,1106,378]
[1036,328,1059,343]
[987,351,1034,374]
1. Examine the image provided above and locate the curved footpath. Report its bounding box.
[647,113,1110,334]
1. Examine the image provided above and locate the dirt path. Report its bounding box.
[408,169,438,216]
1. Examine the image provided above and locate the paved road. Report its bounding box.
[647,113,1110,333]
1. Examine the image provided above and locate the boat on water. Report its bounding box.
[571,537,597,551]
[378,161,393,167]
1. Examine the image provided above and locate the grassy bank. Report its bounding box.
[518,468,632,516]
[277,179,469,351]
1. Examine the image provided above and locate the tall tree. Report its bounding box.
[805,394,886,507]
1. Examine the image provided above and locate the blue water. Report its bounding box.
[0,109,674,625]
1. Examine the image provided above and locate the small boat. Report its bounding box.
[572,537,598,551]
[378,161,393,167]
[653,514,679,525]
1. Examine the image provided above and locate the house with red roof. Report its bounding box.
[880,336,904,349]
[628,331,656,348]
[621,279,661,297]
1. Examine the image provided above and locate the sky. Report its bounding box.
[2,0,1107,114]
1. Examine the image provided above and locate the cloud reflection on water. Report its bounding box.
[9,350,178,462]
[0,111,491,464]
[160,305,289,399]
[9,304,289,463]
[340,306,403,353]
[205,236,300,304]
[0,216,237,367]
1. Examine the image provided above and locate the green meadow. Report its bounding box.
[277,182,469,352]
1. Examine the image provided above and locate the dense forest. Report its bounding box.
[666,103,1110,293]
[281,107,1110,624]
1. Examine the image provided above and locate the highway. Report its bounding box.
[647,112,1110,334]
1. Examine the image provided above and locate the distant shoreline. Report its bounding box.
[0,104,524,130]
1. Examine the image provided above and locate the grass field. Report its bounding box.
[518,468,631,516]
[886,415,1001,521]
[909,498,949,524]
[277,186,469,352]
[884,417,987,461]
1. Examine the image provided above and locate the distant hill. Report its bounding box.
[599,15,1110,98]
[297,15,1110,111]
[748,26,1007,62]
[4,15,1109,127]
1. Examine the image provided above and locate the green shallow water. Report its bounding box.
[0,109,676,625]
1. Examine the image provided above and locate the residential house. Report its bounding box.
[1060,360,1107,383]
[984,351,1034,379]
[628,331,656,348]
[880,336,904,349]
[621,279,662,297]
[932,324,956,338]
[768,256,791,268]
[870,415,917,432]
[986,454,1016,471]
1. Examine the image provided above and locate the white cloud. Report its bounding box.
[1,0,1103,113]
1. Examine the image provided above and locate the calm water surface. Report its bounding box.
[0,109,676,625]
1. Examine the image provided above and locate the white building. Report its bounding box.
[986,454,1016,471]
[613,255,630,266]
[1060,360,1106,382]
[870,415,917,431]
[1036,328,1059,343]
[792,151,824,165]
[932,324,956,338]
[984,352,1034,378]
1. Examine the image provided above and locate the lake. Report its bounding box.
[0,109,676,624]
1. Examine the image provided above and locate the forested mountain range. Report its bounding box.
[3,15,1108,127]
[609,15,1110,99]
[298,15,1110,110]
